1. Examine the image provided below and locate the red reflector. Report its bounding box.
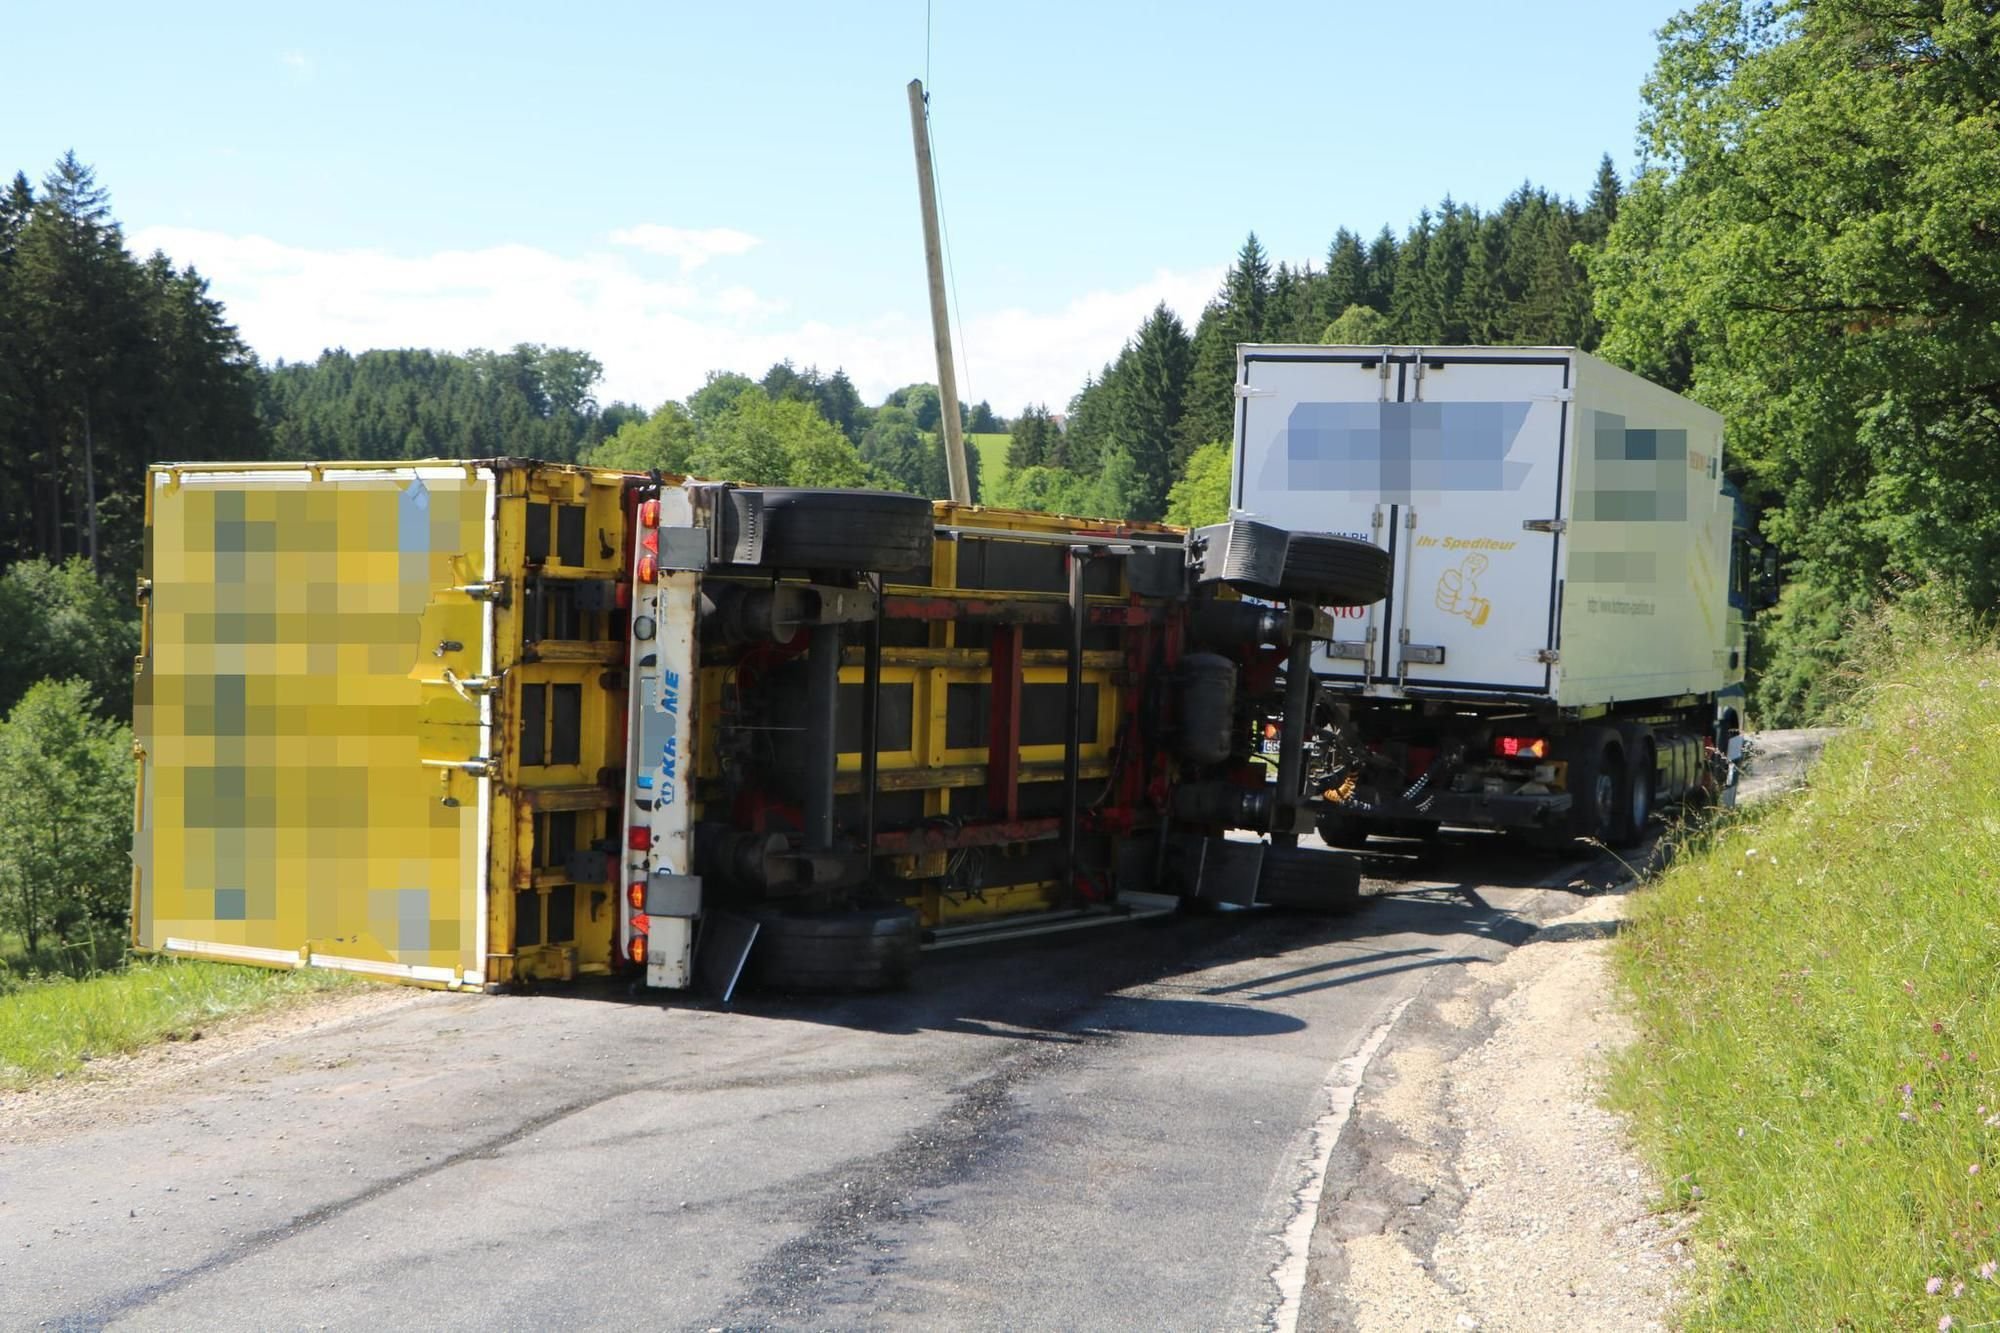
[627,882,645,910]
[628,936,647,964]
[640,529,658,554]
[637,554,657,583]
[639,498,660,528]
[1496,736,1547,759]
[630,912,650,936]
[628,826,651,850]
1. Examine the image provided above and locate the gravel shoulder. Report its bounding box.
[1301,729,1831,1331]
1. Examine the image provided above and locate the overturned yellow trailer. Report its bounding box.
[134,460,1389,993]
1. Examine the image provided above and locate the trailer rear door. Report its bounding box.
[1233,348,1569,695]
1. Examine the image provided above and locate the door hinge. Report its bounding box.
[1535,649,1561,665]
[1522,519,1567,535]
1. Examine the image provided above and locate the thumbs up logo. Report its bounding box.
[1436,553,1492,627]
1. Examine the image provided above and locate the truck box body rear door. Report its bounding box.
[1232,347,1569,696]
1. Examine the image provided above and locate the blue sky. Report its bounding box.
[6,1,1675,415]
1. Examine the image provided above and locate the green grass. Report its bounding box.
[968,432,1010,496]
[1613,625,2000,1328]
[0,958,355,1090]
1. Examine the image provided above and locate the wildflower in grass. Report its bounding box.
[1954,1281,1966,1297]
[1979,1261,1996,1281]
[1972,1164,1982,1176]
[1929,1276,1945,1295]
[1940,1316,1954,1331]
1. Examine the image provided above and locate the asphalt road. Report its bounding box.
[2,837,1633,1332]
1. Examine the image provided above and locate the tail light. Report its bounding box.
[627,882,646,910]
[628,826,652,850]
[637,554,657,584]
[628,936,647,965]
[1495,736,1547,759]
[639,498,660,528]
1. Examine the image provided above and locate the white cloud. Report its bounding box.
[279,51,311,80]
[608,224,761,272]
[127,225,1222,416]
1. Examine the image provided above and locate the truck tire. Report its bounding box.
[1568,730,1623,844]
[743,489,935,574]
[1522,727,1620,851]
[1255,845,1364,914]
[1190,519,1390,606]
[1612,736,1655,848]
[1278,532,1393,607]
[747,905,920,992]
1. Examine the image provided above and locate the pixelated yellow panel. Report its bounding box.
[135,468,490,979]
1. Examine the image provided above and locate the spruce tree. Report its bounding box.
[1581,153,1622,245]
[1389,210,1437,342]
[1364,227,1399,311]
[1323,229,1368,323]
[1115,303,1193,521]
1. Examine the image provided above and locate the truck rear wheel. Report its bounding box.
[1527,727,1620,850]
[1613,737,1654,848]
[747,905,921,992]
[740,488,935,573]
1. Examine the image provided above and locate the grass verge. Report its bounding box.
[1613,627,2000,1329]
[0,959,355,1091]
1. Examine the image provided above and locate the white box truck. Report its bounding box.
[1231,344,1759,848]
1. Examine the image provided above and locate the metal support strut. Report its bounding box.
[1271,633,1315,850]
[804,622,842,854]
[860,574,884,860]
[1061,548,1089,897]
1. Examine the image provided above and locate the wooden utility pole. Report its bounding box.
[906,78,971,504]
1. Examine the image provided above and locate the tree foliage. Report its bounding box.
[0,155,262,587]
[0,558,139,721]
[0,678,133,953]
[1591,0,2000,721]
[259,344,617,465]
[1163,442,1233,528]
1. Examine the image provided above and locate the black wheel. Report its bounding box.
[1255,845,1365,914]
[1189,519,1389,606]
[1278,531,1392,607]
[742,488,935,573]
[1316,808,1375,849]
[1557,728,1622,845]
[1612,737,1654,848]
[747,905,920,992]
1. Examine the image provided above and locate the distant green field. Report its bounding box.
[968,433,1009,497]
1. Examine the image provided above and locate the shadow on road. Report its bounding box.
[550,828,1656,1043]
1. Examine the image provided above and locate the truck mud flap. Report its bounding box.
[1255,846,1364,914]
[1189,836,1266,907]
[694,912,759,1003]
